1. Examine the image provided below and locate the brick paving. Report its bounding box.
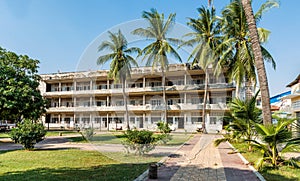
[146,134,261,181]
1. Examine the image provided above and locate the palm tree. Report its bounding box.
[220,0,277,102]
[97,30,140,130]
[240,0,278,125]
[249,117,300,170]
[132,9,182,123]
[214,91,262,151]
[182,6,222,133]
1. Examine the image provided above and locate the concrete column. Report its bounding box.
[58,97,61,107]
[143,95,146,105]
[74,81,77,91]
[59,82,61,91]
[143,77,146,88]
[184,73,187,85]
[90,79,93,90]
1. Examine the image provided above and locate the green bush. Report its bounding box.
[157,121,171,133]
[122,129,157,155]
[10,119,47,150]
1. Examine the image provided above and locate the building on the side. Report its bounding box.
[282,74,300,122]
[39,64,235,133]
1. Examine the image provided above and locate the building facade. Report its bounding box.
[283,74,300,123]
[39,64,235,133]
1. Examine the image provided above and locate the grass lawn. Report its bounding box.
[0,133,9,138]
[0,149,161,181]
[232,142,300,181]
[46,130,81,137]
[67,131,193,146]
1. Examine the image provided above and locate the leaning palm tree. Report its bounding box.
[97,30,140,130]
[240,0,278,125]
[220,0,277,102]
[132,9,182,123]
[182,6,222,133]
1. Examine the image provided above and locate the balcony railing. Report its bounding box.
[47,102,228,113]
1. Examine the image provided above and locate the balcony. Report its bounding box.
[47,102,228,113]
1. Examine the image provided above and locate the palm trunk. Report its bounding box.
[122,79,130,130]
[241,0,272,125]
[235,84,240,98]
[202,69,209,133]
[162,70,167,123]
[245,77,253,100]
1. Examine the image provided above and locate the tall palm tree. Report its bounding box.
[240,0,278,125]
[182,6,222,133]
[132,9,182,123]
[97,30,140,130]
[220,0,277,101]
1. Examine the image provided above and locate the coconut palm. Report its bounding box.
[182,6,222,133]
[240,0,278,125]
[97,30,140,130]
[214,91,262,151]
[132,9,182,122]
[220,0,277,102]
[249,117,300,170]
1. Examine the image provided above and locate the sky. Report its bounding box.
[0,0,299,96]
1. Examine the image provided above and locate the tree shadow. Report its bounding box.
[0,163,148,181]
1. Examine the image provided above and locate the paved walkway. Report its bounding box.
[146,134,260,181]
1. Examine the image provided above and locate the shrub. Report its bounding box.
[156,121,171,134]
[10,119,47,150]
[122,129,157,155]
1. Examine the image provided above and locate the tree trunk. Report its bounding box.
[162,70,167,123]
[245,77,253,100]
[241,0,272,125]
[122,79,130,130]
[202,69,209,133]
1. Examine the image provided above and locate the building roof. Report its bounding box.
[286,74,300,87]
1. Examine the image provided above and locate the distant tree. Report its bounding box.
[0,47,47,122]
[132,9,182,122]
[97,30,140,130]
[182,6,222,133]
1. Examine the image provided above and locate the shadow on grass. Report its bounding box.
[0,163,148,181]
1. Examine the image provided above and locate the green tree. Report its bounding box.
[132,9,182,122]
[97,30,140,130]
[215,92,262,151]
[182,6,222,133]
[220,0,277,101]
[240,0,278,125]
[249,117,300,170]
[10,119,47,150]
[0,47,47,122]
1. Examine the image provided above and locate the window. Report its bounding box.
[64,118,71,123]
[292,101,300,109]
[151,99,161,106]
[209,117,217,124]
[191,98,200,104]
[94,117,101,124]
[192,117,202,124]
[130,117,135,124]
[51,117,59,123]
[167,99,173,105]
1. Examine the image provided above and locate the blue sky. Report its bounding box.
[0,0,299,96]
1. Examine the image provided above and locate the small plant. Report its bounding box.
[156,121,171,134]
[10,119,47,150]
[122,129,158,155]
[249,117,300,171]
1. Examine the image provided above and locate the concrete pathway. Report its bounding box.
[146,134,261,181]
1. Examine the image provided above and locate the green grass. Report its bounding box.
[46,131,81,137]
[0,149,160,181]
[0,133,9,138]
[67,132,193,146]
[231,142,300,181]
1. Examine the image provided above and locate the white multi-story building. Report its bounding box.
[39,64,235,133]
